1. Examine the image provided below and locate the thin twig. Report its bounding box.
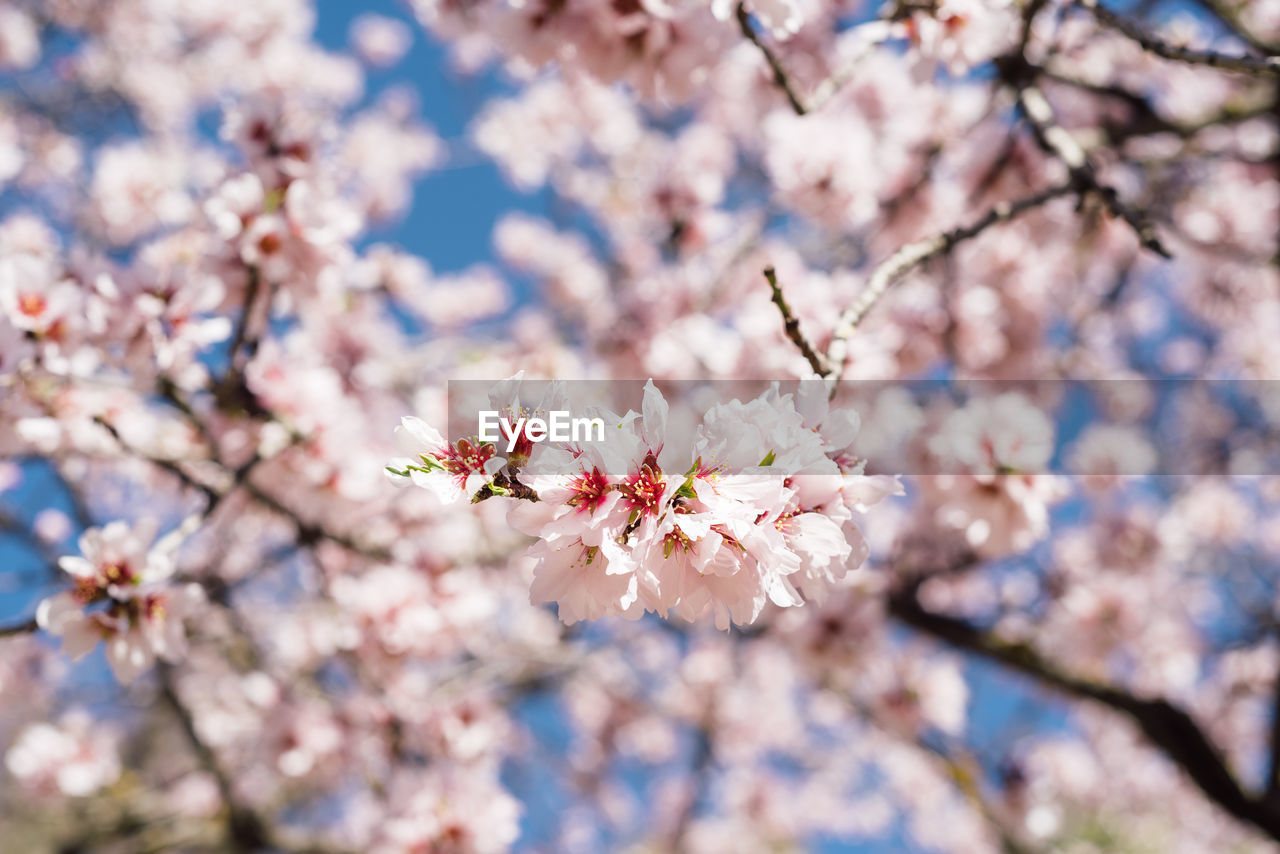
[1191,0,1280,54]
[92,417,220,506]
[1266,665,1280,801]
[735,2,808,115]
[1078,0,1280,75]
[824,183,1076,381]
[918,739,1038,854]
[93,413,389,563]
[224,266,262,382]
[807,21,896,112]
[1011,78,1171,258]
[1040,67,1275,144]
[763,266,828,376]
[737,3,894,115]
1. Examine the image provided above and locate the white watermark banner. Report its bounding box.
[442,379,1280,476]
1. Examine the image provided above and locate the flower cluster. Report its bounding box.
[36,519,204,683]
[5,710,122,798]
[921,392,1067,556]
[390,379,901,628]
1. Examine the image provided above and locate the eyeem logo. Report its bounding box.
[478,410,606,452]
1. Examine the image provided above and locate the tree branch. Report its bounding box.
[1266,666,1280,800]
[736,4,895,116]
[735,2,808,115]
[1039,67,1275,145]
[920,739,1039,854]
[887,589,1280,841]
[1078,0,1280,75]
[1190,0,1280,54]
[224,266,263,381]
[824,183,1076,381]
[0,616,37,637]
[1003,69,1172,258]
[670,716,715,853]
[93,412,389,563]
[763,266,829,376]
[157,663,270,851]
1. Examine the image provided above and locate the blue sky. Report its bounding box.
[311,0,546,275]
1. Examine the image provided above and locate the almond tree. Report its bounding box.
[1,1,1279,851]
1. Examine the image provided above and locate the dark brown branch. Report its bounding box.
[999,66,1171,258]
[1266,667,1280,800]
[1187,0,1277,53]
[887,590,1280,841]
[670,717,714,853]
[158,663,270,851]
[1078,0,1280,75]
[92,416,221,506]
[1039,69,1274,145]
[0,616,37,637]
[736,4,894,115]
[242,480,391,561]
[94,410,388,563]
[921,740,1038,854]
[225,267,262,377]
[763,266,829,376]
[735,2,808,115]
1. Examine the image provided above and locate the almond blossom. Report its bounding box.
[36,519,205,683]
[392,378,901,628]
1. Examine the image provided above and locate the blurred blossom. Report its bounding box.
[1066,424,1158,488]
[37,519,205,683]
[33,508,72,543]
[5,711,121,797]
[350,14,414,67]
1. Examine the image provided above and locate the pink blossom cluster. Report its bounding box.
[921,392,1067,556]
[390,379,901,627]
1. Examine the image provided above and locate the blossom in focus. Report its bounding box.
[386,415,505,503]
[393,378,900,628]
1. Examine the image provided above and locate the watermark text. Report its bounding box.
[478,410,606,452]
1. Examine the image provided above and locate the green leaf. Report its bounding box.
[263,187,285,214]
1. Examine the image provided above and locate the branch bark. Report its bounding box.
[158,663,271,851]
[822,183,1076,382]
[887,589,1280,841]
[1266,667,1280,801]
[735,2,809,115]
[763,266,829,377]
[1001,67,1172,258]
[1078,0,1280,75]
[0,616,37,638]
